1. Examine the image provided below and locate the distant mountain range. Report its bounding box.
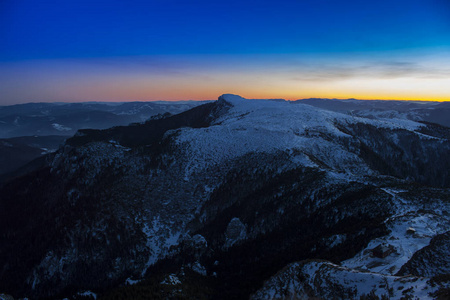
[295,98,450,128]
[0,101,208,138]
[3,98,447,140]
[0,95,449,299]
[0,101,207,178]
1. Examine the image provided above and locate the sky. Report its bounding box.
[1,0,450,104]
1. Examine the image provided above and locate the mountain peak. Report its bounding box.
[218,94,247,105]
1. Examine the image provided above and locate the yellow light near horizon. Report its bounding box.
[312,77,450,101]
[1,53,450,104]
[53,74,450,103]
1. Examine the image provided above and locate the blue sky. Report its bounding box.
[1,0,449,103]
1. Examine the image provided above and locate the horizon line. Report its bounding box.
[2,96,449,106]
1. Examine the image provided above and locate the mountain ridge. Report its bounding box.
[0,94,449,299]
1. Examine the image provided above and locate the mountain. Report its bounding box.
[0,135,67,178]
[0,101,208,138]
[295,98,450,128]
[0,101,206,180]
[0,94,449,299]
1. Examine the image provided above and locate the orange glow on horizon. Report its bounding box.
[1,53,449,104]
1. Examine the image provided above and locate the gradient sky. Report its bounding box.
[1,0,450,104]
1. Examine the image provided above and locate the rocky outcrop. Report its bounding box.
[397,231,450,277]
[223,218,247,249]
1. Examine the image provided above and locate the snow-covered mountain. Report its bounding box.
[0,94,449,299]
[296,98,450,128]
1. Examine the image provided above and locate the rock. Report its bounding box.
[224,218,247,249]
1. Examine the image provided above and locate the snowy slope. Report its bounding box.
[174,94,427,181]
[296,98,450,128]
[251,260,441,300]
[252,183,450,299]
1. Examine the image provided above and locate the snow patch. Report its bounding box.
[190,261,207,276]
[125,277,141,285]
[77,291,97,299]
[52,123,72,131]
[140,216,183,276]
[161,274,182,285]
